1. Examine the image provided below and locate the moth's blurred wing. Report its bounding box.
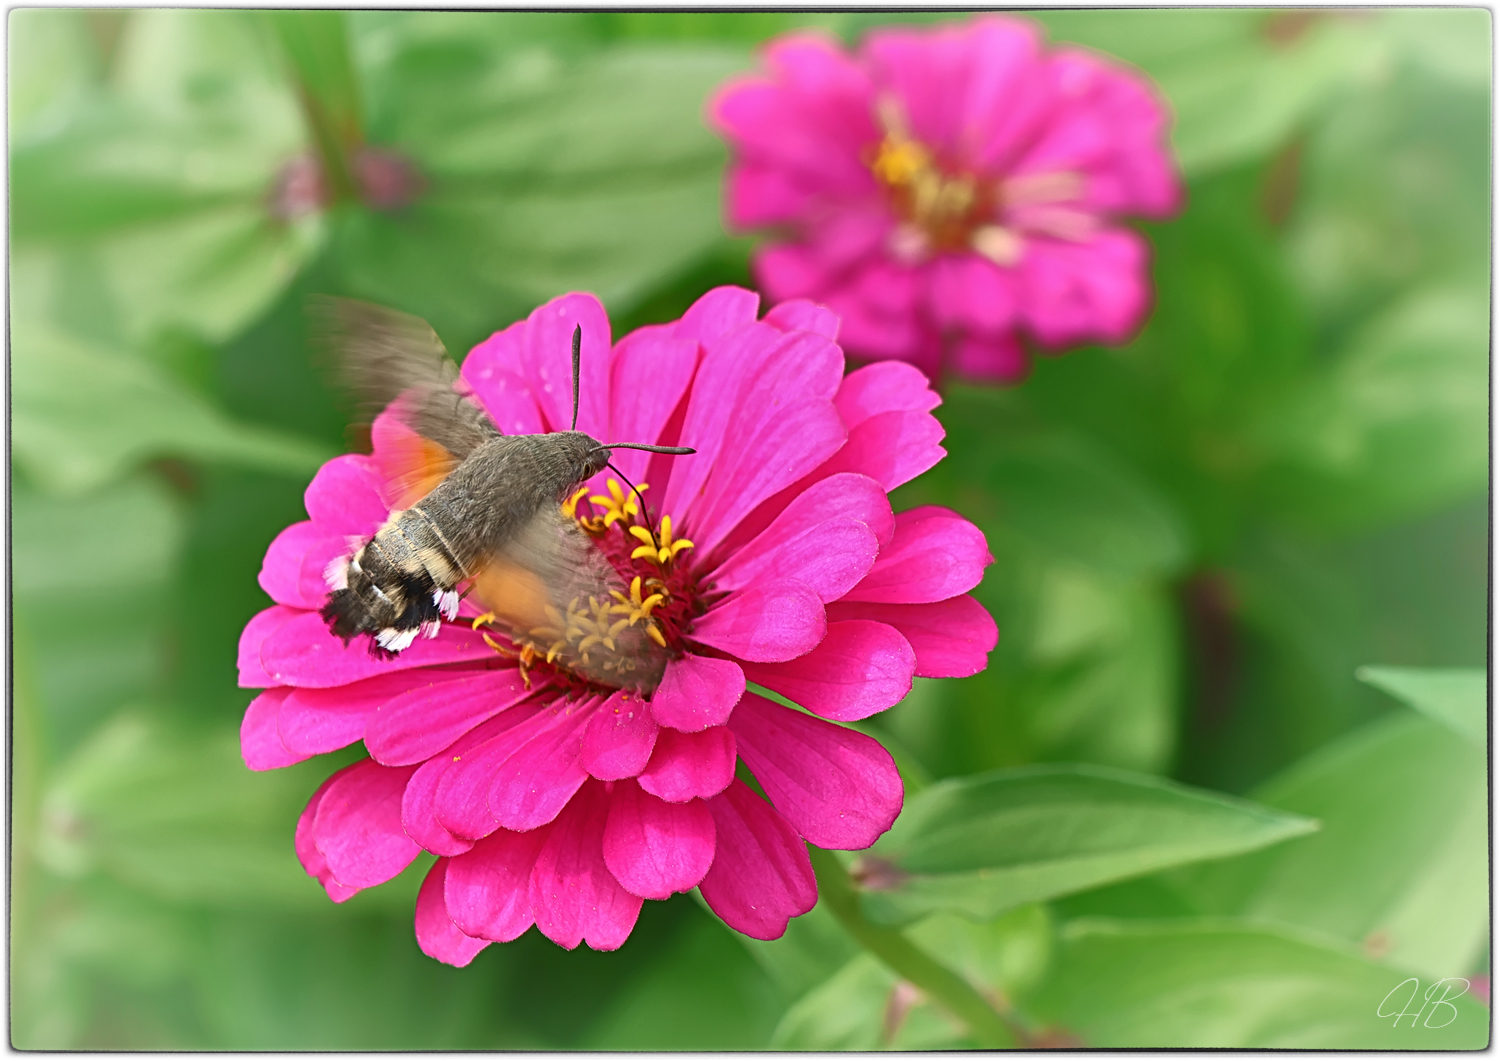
[371,413,464,511]
[313,296,500,458]
[467,507,612,634]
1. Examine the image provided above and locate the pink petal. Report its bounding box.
[740,620,915,722]
[699,779,817,940]
[660,320,781,521]
[1019,50,1180,217]
[460,321,548,436]
[690,396,848,555]
[278,669,440,757]
[444,825,551,942]
[604,325,699,483]
[277,687,376,757]
[927,254,1019,334]
[364,667,536,767]
[950,330,1030,381]
[241,688,308,770]
[754,241,838,302]
[530,779,644,951]
[728,693,904,850]
[415,859,491,967]
[649,655,746,733]
[713,517,878,606]
[403,708,538,858]
[666,322,846,548]
[258,610,498,688]
[833,361,941,430]
[519,293,613,437]
[806,258,927,362]
[671,285,762,349]
[258,521,341,609]
[304,454,388,539]
[818,409,947,493]
[843,506,993,604]
[637,726,737,803]
[707,471,895,576]
[312,758,423,889]
[296,770,362,903]
[603,780,716,900]
[486,699,595,832]
[763,298,841,340]
[710,42,877,197]
[707,467,893,573]
[725,160,819,228]
[679,326,846,532]
[826,595,998,678]
[238,605,299,688]
[690,579,827,664]
[431,700,551,840]
[580,690,659,780]
[865,17,1045,166]
[1018,228,1151,348]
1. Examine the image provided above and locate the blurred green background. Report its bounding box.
[9,8,1489,1049]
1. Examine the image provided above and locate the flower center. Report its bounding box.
[470,479,701,695]
[870,133,996,257]
[866,96,1092,267]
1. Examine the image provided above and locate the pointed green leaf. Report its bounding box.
[1023,918,1489,1049]
[858,765,1317,925]
[12,320,332,495]
[1176,711,1487,981]
[1357,666,1486,745]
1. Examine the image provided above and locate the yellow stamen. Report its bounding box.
[560,485,590,519]
[587,478,648,530]
[627,515,694,567]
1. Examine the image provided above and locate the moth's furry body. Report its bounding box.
[313,298,690,661]
[322,432,609,651]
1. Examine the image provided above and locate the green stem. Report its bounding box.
[265,11,364,204]
[808,846,1016,1048]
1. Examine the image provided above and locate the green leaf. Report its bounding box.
[1022,917,1489,1048]
[771,952,973,1050]
[929,403,1189,579]
[333,39,746,347]
[878,567,1180,776]
[11,10,322,345]
[11,318,332,495]
[11,475,184,752]
[1253,285,1489,530]
[35,709,413,912]
[770,905,1054,1050]
[1285,51,1488,328]
[580,910,784,1049]
[1382,8,1491,88]
[1358,666,1486,745]
[718,894,861,1002]
[8,9,103,143]
[1036,9,1390,176]
[1174,711,1487,981]
[856,765,1316,925]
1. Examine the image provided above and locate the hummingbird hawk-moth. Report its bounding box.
[315,298,693,669]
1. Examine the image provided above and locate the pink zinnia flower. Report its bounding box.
[710,16,1182,381]
[239,286,996,962]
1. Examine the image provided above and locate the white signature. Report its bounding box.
[1377,978,1471,1029]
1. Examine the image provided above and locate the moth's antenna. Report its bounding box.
[570,324,582,432]
[604,442,696,455]
[605,460,662,549]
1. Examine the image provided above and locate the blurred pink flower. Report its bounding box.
[239,287,996,962]
[710,16,1182,381]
